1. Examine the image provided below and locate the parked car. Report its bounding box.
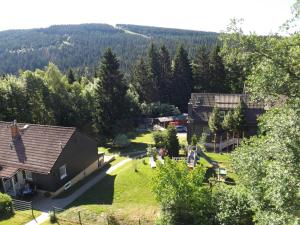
[175,125,187,133]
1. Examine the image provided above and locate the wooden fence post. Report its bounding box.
[53,207,56,219]
[78,211,82,225]
[31,202,34,219]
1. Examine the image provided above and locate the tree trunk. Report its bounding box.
[220,135,222,153]
[214,133,216,153]
[227,131,229,153]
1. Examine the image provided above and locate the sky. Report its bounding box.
[0,0,295,34]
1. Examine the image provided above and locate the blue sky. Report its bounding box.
[0,0,295,34]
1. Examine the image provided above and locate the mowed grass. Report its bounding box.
[98,132,154,155]
[46,159,158,224]
[0,210,41,225]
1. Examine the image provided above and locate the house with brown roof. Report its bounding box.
[187,93,265,146]
[0,120,102,197]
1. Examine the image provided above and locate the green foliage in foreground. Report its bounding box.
[223,11,300,224]
[233,103,300,225]
[213,184,254,225]
[152,158,213,225]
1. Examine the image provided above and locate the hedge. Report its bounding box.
[0,193,14,218]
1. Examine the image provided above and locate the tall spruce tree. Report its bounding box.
[192,46,210,92]
[147,43,161,102]
[67,68,75,84]
[159,45,172,103]
[93,48,128,138]
[171,45,193,112]
[209,45,228,92]
[132,58,153,102]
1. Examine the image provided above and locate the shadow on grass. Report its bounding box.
[68,174,116,208]
[224,177,236,185]
[204,167,217,183]
[54,163,113,199]
[103,142,148,155]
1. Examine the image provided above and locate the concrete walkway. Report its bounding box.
[25,158,132,225]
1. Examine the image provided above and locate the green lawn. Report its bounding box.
[199,152,237,182]
[44,159,158,224]
[98,131,154,155]
[0,210,41,225]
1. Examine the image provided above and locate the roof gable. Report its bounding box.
[0,121,76,175]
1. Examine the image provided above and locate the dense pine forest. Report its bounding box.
[0,23,218,75]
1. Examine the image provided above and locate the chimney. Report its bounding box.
[11,119,20,139]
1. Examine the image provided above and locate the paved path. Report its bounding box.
[25,158,132,225]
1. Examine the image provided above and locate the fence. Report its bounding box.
[12,199,35,218]
[51,206,152,225]
[12,199,32,211]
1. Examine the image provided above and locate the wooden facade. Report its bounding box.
[0,121,98,196]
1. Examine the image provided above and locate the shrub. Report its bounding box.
[0,193,14,218]
[152,131,167,148]
[146,145,158,158]
[213,184,254,225]
[113,134,130,147]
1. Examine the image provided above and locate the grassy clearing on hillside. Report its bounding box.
[0,210,41,225]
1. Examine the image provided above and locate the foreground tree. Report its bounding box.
[152,158,213,225]
[226,3,300,223]
[213,184,254,225]
[93,48,129,138]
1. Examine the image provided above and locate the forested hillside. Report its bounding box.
[0,23,218,75]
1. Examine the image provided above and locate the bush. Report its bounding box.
[147,145,158,158]
[0,193,14,218]
[152,131,167,148]
[213,184,254,225]
[113,134,130,147]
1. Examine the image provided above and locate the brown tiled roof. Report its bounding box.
[0,166,18,178]
[0,121,76,176]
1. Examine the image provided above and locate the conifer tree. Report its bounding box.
[93,48,128,138]
[166,125,180,157]
[159,45,172,103]
[208,106,222,134]
[67,68,75,84]
[209,45,228,92]
[171,45,193,112]
[192,46,210,92]
[132,58,152,102]
[147,43,160,102]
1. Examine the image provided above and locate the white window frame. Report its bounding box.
[59,165,67,180]
[25,171,33,181]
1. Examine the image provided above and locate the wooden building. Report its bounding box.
[0,120,102,197]
[187,93,265,145]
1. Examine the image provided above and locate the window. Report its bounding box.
[25,171,33,181]
[59,165,67,180]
